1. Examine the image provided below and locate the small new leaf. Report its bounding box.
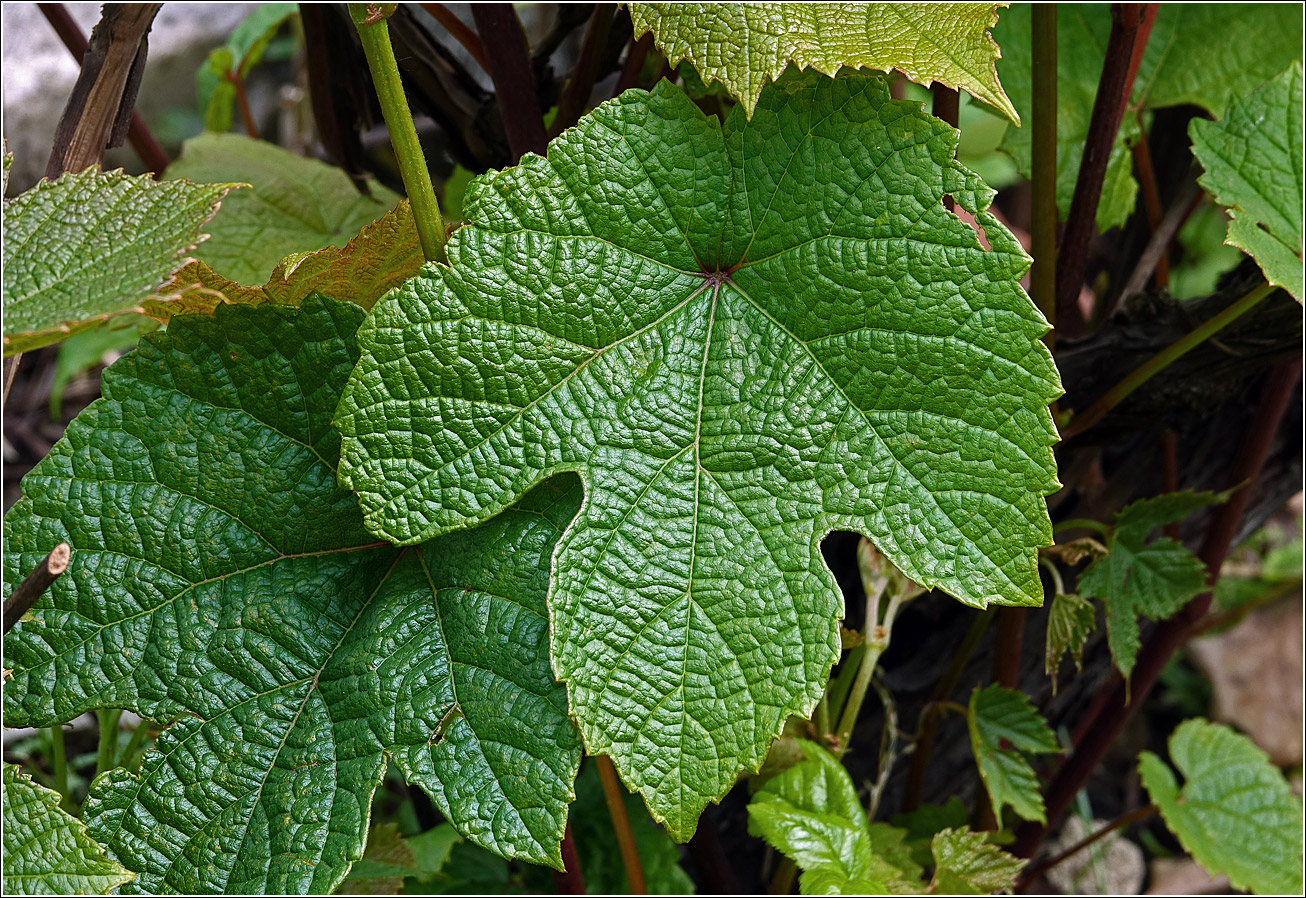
[1045,591,1096,692]
[1190,62,1304,302]
[1140,719,1304,895]
[967,685,1060,823]
[2,298,582,891]
[2,763,135,896]
[1077,492,1219,682]
[629,2,1018,122]
[2,167,233,354]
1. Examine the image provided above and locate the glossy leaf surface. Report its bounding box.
[336,72,1060,837]
[2,298,582,892]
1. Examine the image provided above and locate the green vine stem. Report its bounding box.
[349,3,447,263]
[595,754,647,893]
[97,708,122,776]
[120,717,153,773]
[50,724,71,813]
[1061,281,1277,441]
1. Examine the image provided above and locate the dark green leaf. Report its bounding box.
[2,298,582,892]
[1140,719,1303,895]
[336,71,1061,838]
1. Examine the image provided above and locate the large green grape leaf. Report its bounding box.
[165,133,401,286]
[1,166,234,354]
[335,71,1060,839]
[1139,719,1304,895]
[2,763,135,895]
[1190,63,1304,302]
[966,685,1060,823]
[1,297,582,892]
[995,4,1303,231]
[628,3,1019,123]
[1077,492,1217,681]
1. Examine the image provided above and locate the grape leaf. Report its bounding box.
[927,827,1023,895]
[1077,492,1219,681]
[1044,590,1096,692]
[1139,719,1304,895]
[1,297,582,891]
[144,200,425,319]
[336,71,1060,838]
[1190,62,1304,302]
[2,166,233,354]
[966,685,1060,823]
[165,133,401,285]
[747,740,921,894]
[2,763,135,896]
[628,3,1019,123]
[994,4,1303,231]
[197,4,298,132]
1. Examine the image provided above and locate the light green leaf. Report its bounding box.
[197,4,299,131]
[145,200,425,318]
[2,763,135,896]
[747,740,920,894]
[1077,492,1219,680]
[927,827,1024,895]
[1045,590,1096,692]
[1,167,233,354]
[2,297,582,892]
[165,133,401,285]
[1191,62,1304,302]
[1140,719,1304,895]
[336,71,1061,839]
[995,4,1303,231]
[967,685,1060,823]
[338,824,417,895]
[628,2,1018,122]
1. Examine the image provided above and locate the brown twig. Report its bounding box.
[1020,803,1159,886]
[1014,356,1303,859]
[595,754,647,893]
[553,821,586,894]
[617,31,653,94]
[551,4,616,138]
[4,543,71,634]
[3,354,21,407]
[1114,176,1203,312]
[419,2,488,70]
[471,4,548,160]
[37,3,169,176]
[227,72,260,139]
[1054,4,1155,336]
[1130,115,1169,287]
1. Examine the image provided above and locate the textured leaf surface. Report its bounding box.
[967,685,1060,823]
[1191,62,1304,301]
[166,133,401,285]
[995,4,1303,230]
[1139,719,1304,895]
[1045,590,1096,691]
[336,71,1060,838]
[746,740,919,894]
[144,200,425,319]
[2,297,582,892]
[1077,492,1217,680]
[2,167,232,354]
[628,2,1018,122]
[927,827,1023,895]
[2,764,135,896]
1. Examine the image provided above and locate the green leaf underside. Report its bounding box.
[2,297,582,892]
[1190,62,1304,302]
[1139,719,1304,895]
[1044,590,1096,690]
[628,3,1019,123]
[967,685,1060,823]
[2,764,135,895]
[335,72,1060,838]
[995,4,1304,231]
[2,167,233,354]
[1077,492,1217,681]
[165,133,401,286]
